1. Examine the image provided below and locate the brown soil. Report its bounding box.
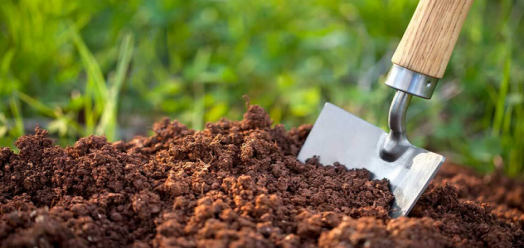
[0,105,523,248]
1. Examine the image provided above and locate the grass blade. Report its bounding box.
[492,57,511,136]
[96,33,135,140]
[9,93,24,137]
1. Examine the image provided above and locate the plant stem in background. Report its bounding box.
[193,82,205,131]
[191,48,211,130]
[492,58,511,137]
[9,94,23,137]
[70,23,108,136]
[96,34,134,141]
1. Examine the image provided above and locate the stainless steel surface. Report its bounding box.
[298,103,445,218]
[385,64,439,99]
[380,91,413,162]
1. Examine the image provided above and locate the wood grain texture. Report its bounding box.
[392,0,474,78]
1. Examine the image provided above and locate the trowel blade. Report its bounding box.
[297,103,444,218]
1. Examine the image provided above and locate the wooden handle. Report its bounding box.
[392,0,474,78]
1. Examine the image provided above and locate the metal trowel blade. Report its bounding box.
[297,103,444,218]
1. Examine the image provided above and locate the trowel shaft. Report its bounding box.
[381,0,475,160]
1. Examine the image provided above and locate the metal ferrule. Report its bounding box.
[385,64,439,99]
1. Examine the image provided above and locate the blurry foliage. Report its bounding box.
[0,0,523,176]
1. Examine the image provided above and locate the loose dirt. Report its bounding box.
[0,105,523,248]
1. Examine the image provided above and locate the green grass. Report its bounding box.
[0,0,523,176]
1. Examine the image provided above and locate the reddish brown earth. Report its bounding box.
[0,105,523,248]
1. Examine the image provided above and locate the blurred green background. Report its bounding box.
[0,0,523,176]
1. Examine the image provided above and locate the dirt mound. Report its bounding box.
[0,105,523,248]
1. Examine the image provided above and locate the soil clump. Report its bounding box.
[0,105,523,248]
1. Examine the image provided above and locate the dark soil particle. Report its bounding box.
[0,105,523,248]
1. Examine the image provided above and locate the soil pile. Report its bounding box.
[0,105,523,248]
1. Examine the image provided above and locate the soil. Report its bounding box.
[0,104,523,248]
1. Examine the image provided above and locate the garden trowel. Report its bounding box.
[298,0,474,218]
